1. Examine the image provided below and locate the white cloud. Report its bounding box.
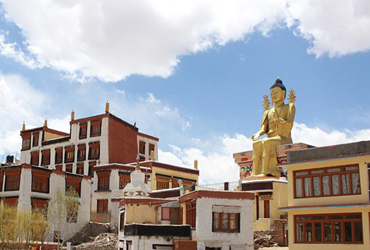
[0,0,287,82]
[287,0,370,57]
[0,72,46,156]
[1,0,368,81]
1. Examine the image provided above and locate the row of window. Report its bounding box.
[21,121,102,151]
[79,120,101,139]
[294,165,361,198]
[0,169,82,196]
[138,141,155,155]
[55,162,96,176]
[30,142,100,167]
[156,175,195,190]
[295,213,363,244]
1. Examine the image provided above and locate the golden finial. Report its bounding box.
[44,119,48,127]
[22,122,26,131]
[263,95,271,110]
[194,159,198,170]
[150,150,155,161]
[135,155,140,171]
[105,101,109,113]
[71,110,75,121]
[288,88,296,104]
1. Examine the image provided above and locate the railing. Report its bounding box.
[196,181,240,191]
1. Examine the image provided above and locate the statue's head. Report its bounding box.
[270,77,286,104]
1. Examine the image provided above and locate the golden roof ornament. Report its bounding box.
[135,155,140,171]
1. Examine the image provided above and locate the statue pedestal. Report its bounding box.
[233,142,315,181]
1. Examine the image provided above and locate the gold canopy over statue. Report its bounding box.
[251,78,296,177]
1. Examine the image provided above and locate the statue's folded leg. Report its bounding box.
[261,138,281,177]
[252,140,262,175]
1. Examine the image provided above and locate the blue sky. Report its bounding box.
[1,0,370,183]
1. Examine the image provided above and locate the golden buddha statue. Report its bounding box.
[251,78,296,177]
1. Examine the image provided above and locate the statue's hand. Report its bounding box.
[251,132,261,141]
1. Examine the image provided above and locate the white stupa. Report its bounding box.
[123,155,151,197]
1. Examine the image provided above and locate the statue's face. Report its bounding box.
[270,87,285,104]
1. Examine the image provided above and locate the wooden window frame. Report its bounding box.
[293,165,361,199]
[66,164,73,173]
[0,171,3,192]
[31,198,48,212]
[55,148,63,164]
[22,135,31,150]
[79,123,88,139]
[212,212,240,232]
[65,146,75,163]
[139,141,146,154]
[97,171,110,191]
[89,142,100,160]
[66,175,82,197]
[89,162,96,177]
[5,169,21,191]
[90,120,101,137]
[32,132,39,147]
[186,200,196,228]
[97,199,108,213]
[77,163,84,175]
[77,144,86,161]
[294,213,363,244]
[30,151,39,165]
[32,169,50,193]
[156,175,170,190]
[161,207,171,220]
[41,150,51,165]
[120,211,125,231]
[119,172,131,189]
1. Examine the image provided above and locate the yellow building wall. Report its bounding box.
[44,131,65,141]
[271,182,288,220]
[286,155,370,207]
[125,204,157,224]
[151,166,198,190]
[287,206,370,250]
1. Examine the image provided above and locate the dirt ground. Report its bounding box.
[261,247,289,250]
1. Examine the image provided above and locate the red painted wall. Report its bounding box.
[108,116,138,164]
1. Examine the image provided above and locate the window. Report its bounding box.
[32,169,50,193]
[89,162,96,177]
[3,197,18,207]
[31,151,39,165]
[79,123,87,139]
[22,134,31,150]
[66,175,82,196]
[77,144,86,161]
[294,165,361,198]
[5,169,21,191]
[41,149,51,165]
[55,148,63,164]
[77,163,84,175]
[31,198,48,213]
[120,211,125,231]
[97,199,108,213]
[89,142,100,160]
[295,213,363,244]
[55,165,62,171]
[66,164,73,173]
[213,212,239,232]
[65,146,75,163]
[32,132,39,147]
[149,144,155,155]
[186,200,196,228]
[161,207,171,220]
[0,171,3,192]
[97,171,110,191]
[139,141,146,154]
[119,172,130,189]
[90,120,101,137]
[156,175,170,190]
